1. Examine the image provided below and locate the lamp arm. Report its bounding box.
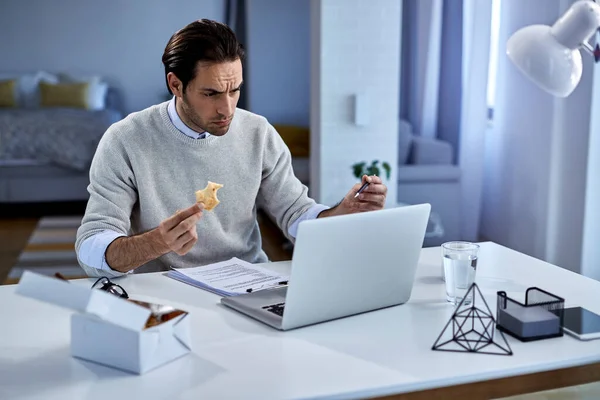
[579,39,600,64]
[582,41,596,55]
[550,0,600,62]
[580,30,600,63]
[551,0,600,49]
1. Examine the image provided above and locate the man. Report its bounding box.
[75,19,387,278]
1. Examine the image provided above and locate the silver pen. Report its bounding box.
[354,174,376,198]
[354,181,370,198]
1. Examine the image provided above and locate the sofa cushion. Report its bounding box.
[39,81,90,109]
[397,165,461,182]
[408,136,453,165]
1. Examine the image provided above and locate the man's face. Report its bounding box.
[168,59,243,136]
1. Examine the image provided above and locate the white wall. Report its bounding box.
[310,0,400,207]
[0,0,224,114]
[481,0,593,274]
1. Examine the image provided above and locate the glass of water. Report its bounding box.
[442,241,479,306]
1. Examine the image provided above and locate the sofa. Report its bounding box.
[0,106,122,203]
[274,120,462,246]
[0,71,123,204]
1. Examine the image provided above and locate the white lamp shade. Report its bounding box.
[507,24,582,98]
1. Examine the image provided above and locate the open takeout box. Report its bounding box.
[16,271,191,374]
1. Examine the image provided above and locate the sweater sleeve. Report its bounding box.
[75,127,139,276]
[257,122,317,242]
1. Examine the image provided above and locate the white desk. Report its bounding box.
[1,242,600,400]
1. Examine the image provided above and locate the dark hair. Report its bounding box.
[162,19,245,95]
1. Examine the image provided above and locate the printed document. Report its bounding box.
[166,257,289,296]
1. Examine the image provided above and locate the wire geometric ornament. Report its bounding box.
[432,283,513,356]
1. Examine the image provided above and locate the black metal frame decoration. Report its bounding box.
[432,283,513,356]
[496,287,564,342]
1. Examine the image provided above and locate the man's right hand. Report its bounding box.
[156,203,204,255]
[105,203,203,273]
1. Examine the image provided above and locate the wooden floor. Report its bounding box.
[0,201,89,284]
[0,218,37,284]
[0,201,292,284]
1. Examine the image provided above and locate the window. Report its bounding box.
[487,0,502,120]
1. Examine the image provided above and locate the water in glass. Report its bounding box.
[444,251,477,305]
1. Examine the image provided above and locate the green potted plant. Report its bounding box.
[351,160,391,181]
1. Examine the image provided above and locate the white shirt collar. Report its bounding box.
[167,96,210,139]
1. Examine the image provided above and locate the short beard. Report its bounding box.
[178,93,207,133]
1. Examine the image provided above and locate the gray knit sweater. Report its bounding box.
[75,101,315,275]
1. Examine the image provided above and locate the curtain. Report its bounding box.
[400,0,492,241]
[481,0,594,273]
[226,0,249,110]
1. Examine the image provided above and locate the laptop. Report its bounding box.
[221,203,431,330]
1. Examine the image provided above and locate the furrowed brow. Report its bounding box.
[200,87,223,94]
[200,81,243,94]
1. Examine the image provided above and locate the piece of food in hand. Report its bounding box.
[195,181,224,211]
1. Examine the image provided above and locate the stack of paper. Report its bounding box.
[166,257,289,297]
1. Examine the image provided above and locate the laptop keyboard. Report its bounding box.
[263,302,285,316]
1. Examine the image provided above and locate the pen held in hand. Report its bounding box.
[354,181,370,198]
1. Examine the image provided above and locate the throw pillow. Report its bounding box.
[39,81,90,109]
[58,73,108,110]
[0,72,59,108]
[0,79,17,107]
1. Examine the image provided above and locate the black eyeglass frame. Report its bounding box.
[91,277,129,299]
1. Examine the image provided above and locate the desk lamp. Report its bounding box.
[507,0,600,97]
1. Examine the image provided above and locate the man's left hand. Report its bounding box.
[319,175,387,218]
